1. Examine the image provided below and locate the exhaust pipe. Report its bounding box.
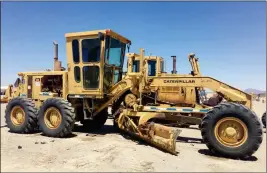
[53,41,62,71]
[171,55,177,74]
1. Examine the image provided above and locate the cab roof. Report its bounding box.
[65,29,131,44]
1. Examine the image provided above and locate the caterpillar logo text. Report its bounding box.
[164,80,196,83]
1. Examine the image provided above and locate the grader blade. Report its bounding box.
[117,113,182,155]
[139,123,182,155]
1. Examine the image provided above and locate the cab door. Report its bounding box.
[69,37,103,97]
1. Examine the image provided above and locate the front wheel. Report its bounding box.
[201,102,263,159]
[38,98,75,138]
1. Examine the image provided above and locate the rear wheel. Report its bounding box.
[201,102,263,159]
[5,97,38,133]
[38,98,75,138]
[261,112,266,128]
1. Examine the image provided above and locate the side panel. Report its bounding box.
[150,76,252,109]
[32,76,42,99]
[62,73,68,99]
[27,76,33,98]
[22,73,67,100]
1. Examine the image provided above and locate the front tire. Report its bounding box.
[201,102,263,159]
[5,97,38,133]
[38,98,75,138]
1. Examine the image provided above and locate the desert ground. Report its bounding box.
[1,101,266,172]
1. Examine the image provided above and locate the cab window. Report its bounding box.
[105,36,126,68]
[83,66,99,89]
[82,38,101,62]
[148,60,156,76]
[113,70,121,84]
[74,66,81,83]
[160,61,165,72]
[132,60,140,72]
[72,40,80,63]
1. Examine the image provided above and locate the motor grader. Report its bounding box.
[1,86,8,103]
[5,29,262,159]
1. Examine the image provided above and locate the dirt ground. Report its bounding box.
[1,101,266,172]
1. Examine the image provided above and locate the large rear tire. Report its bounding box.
[5,97,38,133]
[201,102,263,159]
[261,112,266,128]
[38,98,75,138]
[81,108,108,131]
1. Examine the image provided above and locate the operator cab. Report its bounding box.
[65,29,131,98]
[126,54,165,77]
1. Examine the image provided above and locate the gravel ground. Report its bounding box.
[1,101,266,172]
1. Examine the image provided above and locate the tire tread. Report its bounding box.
[201,102,263,159]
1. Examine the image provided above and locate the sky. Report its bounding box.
[1,1,266,91]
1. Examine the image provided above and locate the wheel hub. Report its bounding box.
[50,113,59,126]
[214,117,248,147]
[225,127,237,137]
[44,107,62,129]
[10,106,25,126]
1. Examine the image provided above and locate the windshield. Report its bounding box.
[82,38,101,62]
[105,36,126,67]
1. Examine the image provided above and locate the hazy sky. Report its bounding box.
[2,2,266,90]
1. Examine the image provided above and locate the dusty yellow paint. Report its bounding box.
[214,117,248,148]
[4,28,256,156]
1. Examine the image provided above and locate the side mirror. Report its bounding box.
[98,32,104,41]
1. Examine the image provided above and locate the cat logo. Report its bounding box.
[163,80,195,83]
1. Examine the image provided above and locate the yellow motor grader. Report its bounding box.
[5,29,262,159]
[1,86,8,103]
[112,49,263,158]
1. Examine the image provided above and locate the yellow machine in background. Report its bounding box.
[4,29,263,159]
[1,86,8,103]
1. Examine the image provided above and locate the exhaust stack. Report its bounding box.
[53,41,62,71]
[171,55,177,74]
